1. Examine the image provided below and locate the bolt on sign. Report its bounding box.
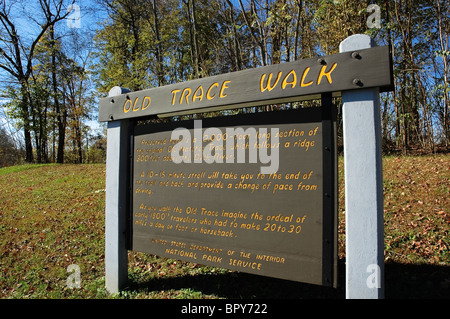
[99,45,393,289]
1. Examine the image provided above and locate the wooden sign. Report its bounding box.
[98,46,392,121]
[103,34,393,296]
[130,105,337,287]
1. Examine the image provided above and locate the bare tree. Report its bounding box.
[435,0,450,146]
[0,0,73,162]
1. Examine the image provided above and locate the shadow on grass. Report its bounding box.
[125,259,346,299]
[385,261,450,299]
[125,259,449,299]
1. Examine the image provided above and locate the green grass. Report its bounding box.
[0,164,107,298]
[0,164,55,176]
[0,156,449,299]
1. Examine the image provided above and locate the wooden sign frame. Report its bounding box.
[102,37,392,298]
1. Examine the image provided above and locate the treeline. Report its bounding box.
[94,0,449,154]
[0,0,449,166]
[0,1,105,165]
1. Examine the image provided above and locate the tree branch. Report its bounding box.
[25,0,75,79]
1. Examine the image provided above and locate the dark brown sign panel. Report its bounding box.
[99,45,392,122]
[130,106,337,287]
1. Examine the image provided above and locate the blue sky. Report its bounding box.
[0,0,108,139]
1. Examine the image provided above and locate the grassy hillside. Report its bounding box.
[0,156,448,299]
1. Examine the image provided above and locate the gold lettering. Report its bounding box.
[123,99,132,113]
[220,80,231,98]
[260,72,282,92]
[201,254,222,263]
[228,258,262,270]
[171,89,181,105]
[207,82,219,100]
[142,96,151,110]
[133,97,140,111]
[282,70,297,89]
[180,88,192,104]
[255,254,285,264]
[317,62,337,85]
[300,67,313,87]
[193,86,204,102]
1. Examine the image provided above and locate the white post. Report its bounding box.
[105,87,130,294]
[340,35,384,299]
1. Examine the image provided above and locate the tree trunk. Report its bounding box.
[225,0,243,71]
[152,0,165,86]
[19,81,34,163]
[435,0,450,147]
[50,25,65,163]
